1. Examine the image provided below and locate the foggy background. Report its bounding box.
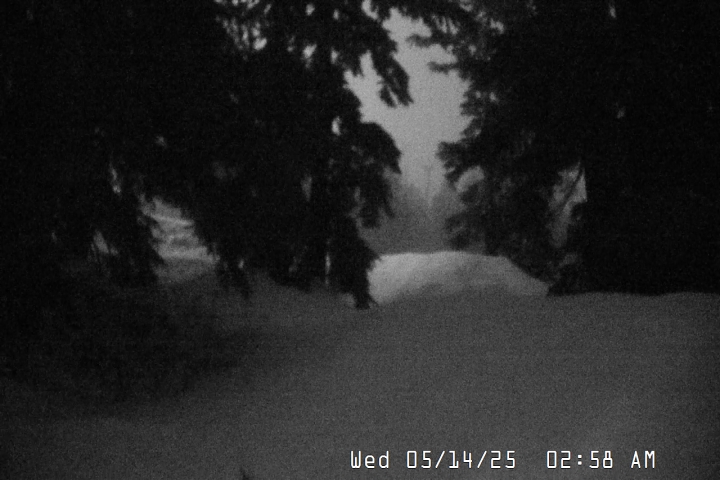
[346,13,468,254]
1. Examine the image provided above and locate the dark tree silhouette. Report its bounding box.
[1,1,167,314]
[0,0,256,325]
[217,0,474,306]
[0,0,477,317]
[418,0,720,293]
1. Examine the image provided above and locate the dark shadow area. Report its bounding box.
[0,266,245,420]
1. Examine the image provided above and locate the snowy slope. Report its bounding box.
[4,247,719,480]
[7,214,715,480]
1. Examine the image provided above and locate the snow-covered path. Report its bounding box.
[4,265,719,480]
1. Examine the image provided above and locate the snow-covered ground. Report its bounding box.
[148,208,549,314]
[3,216,719,479]
[150,210,549,304]
[369,251,549,303]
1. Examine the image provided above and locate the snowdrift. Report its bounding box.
[150,207,549,308]
[155,250,550,316]
[149,205,549,307]
[369,251,549,304]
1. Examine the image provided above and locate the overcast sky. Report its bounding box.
[345,12,467,201]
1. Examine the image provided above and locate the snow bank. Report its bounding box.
[155,249,550,317]
[148,201,550,307]
[150,207,550,312]
[369,250,549,304]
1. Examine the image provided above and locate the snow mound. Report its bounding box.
[369,251,549,304]
[155,239,549,315]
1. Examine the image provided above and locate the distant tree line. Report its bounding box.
[361,175,449,254]
[420,0,720,293]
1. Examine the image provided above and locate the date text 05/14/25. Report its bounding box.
[350,450,657,470]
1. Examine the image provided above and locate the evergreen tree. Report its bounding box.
[2,2,153,309]
[0,0,477,316]
[0,0,239,317]
[429,180,462,247]
[227,0,474,307]
[418,0,720,292]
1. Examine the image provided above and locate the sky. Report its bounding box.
[345,12,468,201]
